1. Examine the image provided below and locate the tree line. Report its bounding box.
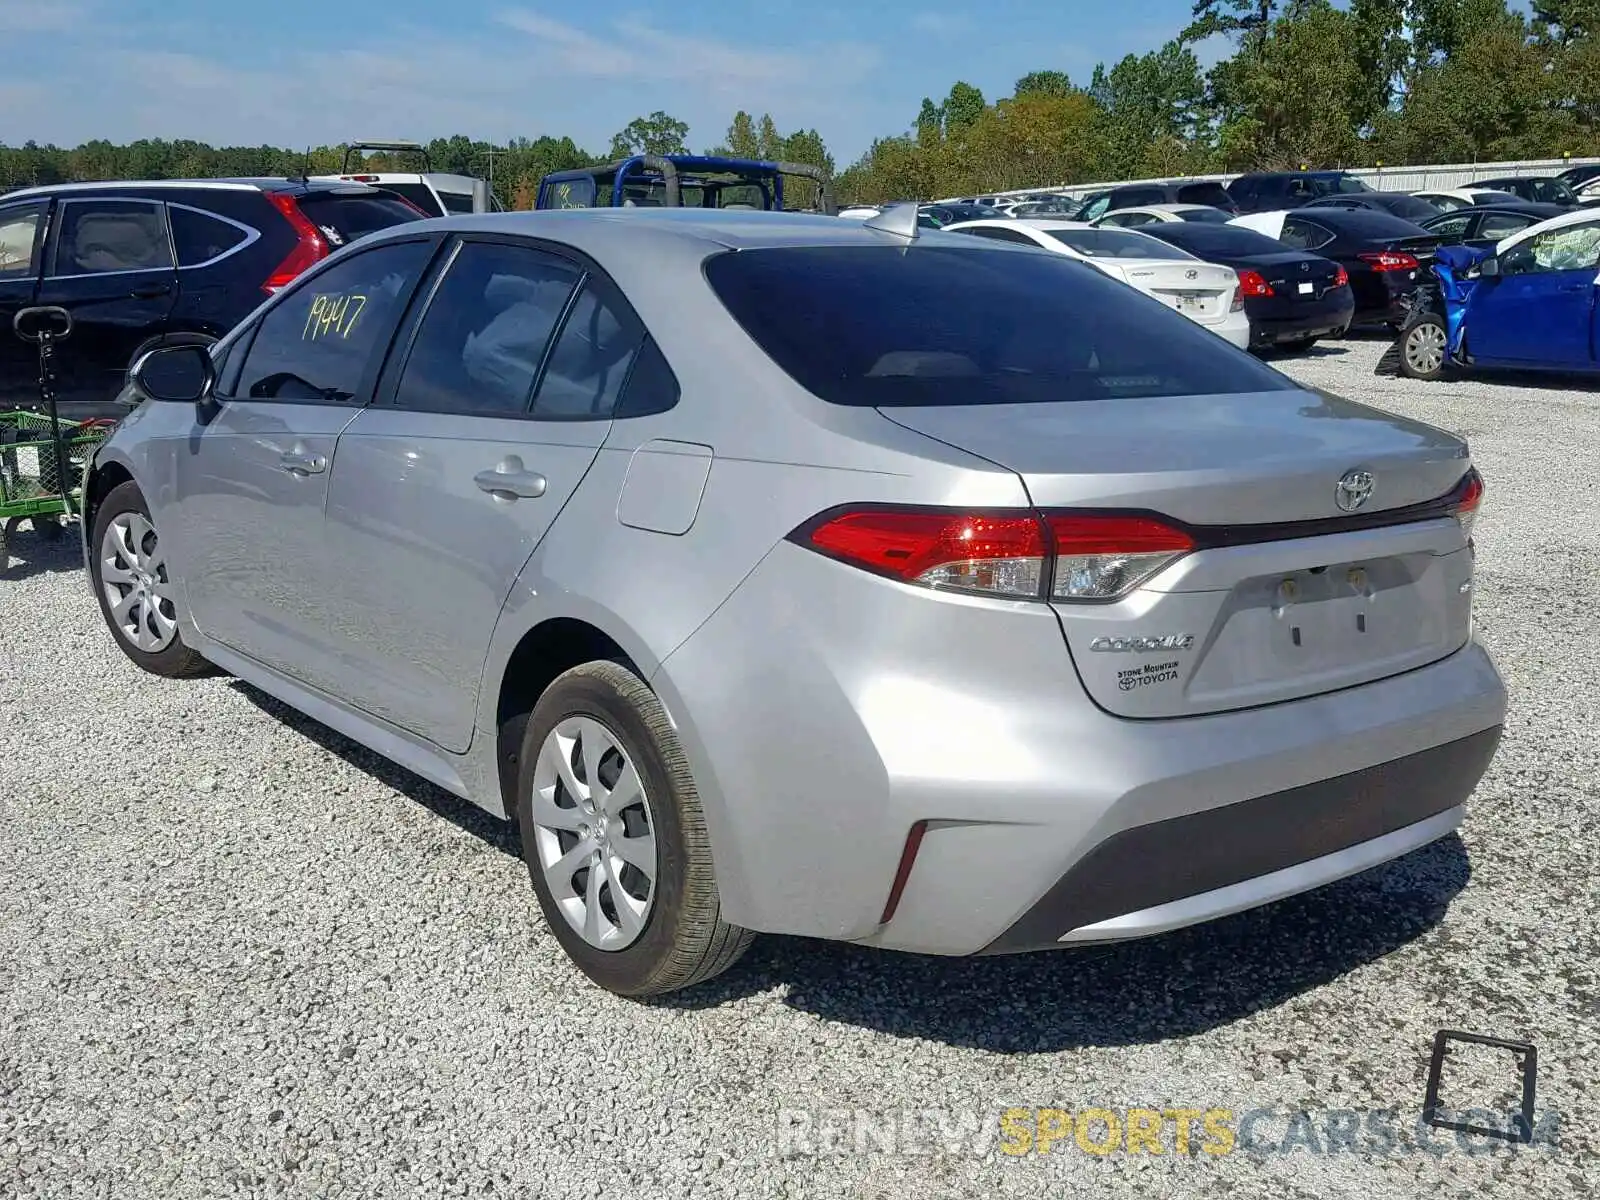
[3,0,1597,208]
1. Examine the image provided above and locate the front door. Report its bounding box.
[0,200,48,409]
[35,197,179,408]
[169,236,438,684]
[1465,219,1600,368]
[322,238,647,751]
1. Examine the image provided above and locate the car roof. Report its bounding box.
[0,177,378,202]
[1285,206,1431,235]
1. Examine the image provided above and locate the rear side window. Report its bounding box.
[53,199,172,275]
[1281,218,1335,250]
[1427,214,1473,238]
[168,205,252,267]
[393,241,581,415]
[0,203,46,277]
[295,193,425,248]
[705,245,1295,408]
[1478,213,1533,240]
[235,239,434,403]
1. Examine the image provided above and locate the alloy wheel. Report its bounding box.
[530,716,658,951]
[100,512,179,653]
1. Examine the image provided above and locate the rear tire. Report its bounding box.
[1397,313,1451,382]
[88,481,212,678]
[516,660,752,997]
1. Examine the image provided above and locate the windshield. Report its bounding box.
[1045,228,1196,260]
[704,245,1294,408]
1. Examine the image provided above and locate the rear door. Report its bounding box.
[1464,218,1600,368]
[0,199,47,409]
[168,236,439,681]
[35,196,178,407]
[320,237,648,751]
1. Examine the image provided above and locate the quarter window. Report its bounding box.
[392,241,581,415]
[0,204,45,277]
[168,205,251,267]
[233,239,434,403]
[532,276,646,419]
[52,200,172,275]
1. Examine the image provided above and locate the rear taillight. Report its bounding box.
[795,507,1194,602]
[1333,265,1350,288]
[1453,469,1484,541]
[1230,284,1244,312]
[262,192,330,294]
[1358,250,1419,272]
[1237,269,1273,297]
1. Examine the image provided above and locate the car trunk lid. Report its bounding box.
[1246,250,1344,302]
[879,388,1479,717]
[1108,259,1239,326]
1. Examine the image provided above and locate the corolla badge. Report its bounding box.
[1089,634,1194,652]
[1335,468,1375,512]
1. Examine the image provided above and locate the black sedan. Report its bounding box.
[1134,222,1353,352]
[1237,208,1440,327]
[1421,202,1568,249]
[1304,191,1443,223]
[1471,175,1582,208]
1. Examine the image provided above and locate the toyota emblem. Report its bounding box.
[1335,469,1375,512]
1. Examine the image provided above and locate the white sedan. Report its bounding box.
[942,219,1252,349]
[1092,203,1234,228]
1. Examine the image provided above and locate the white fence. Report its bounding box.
[939,156,1600,203]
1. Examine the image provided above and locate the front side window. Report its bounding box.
[1504,222,1600,274]
[705,245,1295,409]
[234,239,435,403]
[0,203,46,277]
[1427,215,1473,239]
[53,199,172,276]
[394,241,581,415]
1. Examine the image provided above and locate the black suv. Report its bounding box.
[1226,171,1372,214]
[0,178,425,419]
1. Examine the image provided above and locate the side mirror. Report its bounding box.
[131,344,215,405]
[1477,256,1500,278]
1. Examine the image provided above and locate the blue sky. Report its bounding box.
[1,0,1232,163]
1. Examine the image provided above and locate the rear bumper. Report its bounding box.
[981,726,1498,953]
[655,542,1508,956]
[1247,293,1355,346]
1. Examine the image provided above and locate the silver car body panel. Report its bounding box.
[85,209,1507,956]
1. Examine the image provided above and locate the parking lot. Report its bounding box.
[1,335,1596,1198]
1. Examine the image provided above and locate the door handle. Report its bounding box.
[129,283,172,300]
[474,458,546,500]
[280,450,326,475]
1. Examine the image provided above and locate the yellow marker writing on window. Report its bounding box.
[301,292,370,341]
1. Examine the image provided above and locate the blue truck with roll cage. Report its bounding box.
[535,155,836,215]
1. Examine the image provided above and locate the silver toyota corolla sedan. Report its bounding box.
[81,207,1507,997]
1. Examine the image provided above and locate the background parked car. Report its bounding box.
[0,178,425,419]
[1231,207,1438,328]
[943,218,1251,349]
[1133,220,1353,352]
[1226,171,1371,213]
[1470,175,1582,208]
[1413,188,1523,212]
[1304,191,1443,223]
[1093,204,1235,227]
[1072,180,1238,222]
[1421,202,1569,249]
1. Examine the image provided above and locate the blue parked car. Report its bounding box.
[1384,210,1600,381]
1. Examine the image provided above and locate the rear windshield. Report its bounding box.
[1141,223,1295,257]
[1176,182,1234,208]
[1044,228,1194,260]
[372,183,444,217]
[1180,207,1233,223]
[297,193,428,244]
[703,245,1295,408]
[1374,194,1441,222]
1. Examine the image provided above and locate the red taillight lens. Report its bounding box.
[1045,513,1195,600]
[1453,469,1484,541]
[1358,250,1418,272]
[797,507,1194,601]
[1237,269,1273,297]
[805,509,1048,598]
[262,192,329,294]
[1333,265,1349,288]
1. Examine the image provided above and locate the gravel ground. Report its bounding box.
[2,337,1597,1199]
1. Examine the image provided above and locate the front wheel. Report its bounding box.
[89,481,212,677]
[1398,314,1451,381]
[516,660,752,997]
